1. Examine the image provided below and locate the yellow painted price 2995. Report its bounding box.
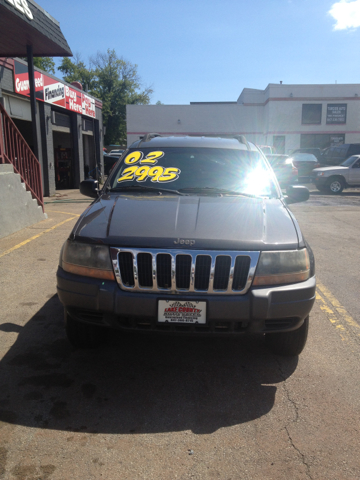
[117,151,181,183]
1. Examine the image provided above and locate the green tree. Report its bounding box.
[21,56,55,74]
[91,49,153,145]
[58,50,152,145]
[58,54,96,91]
[33,57,55,74]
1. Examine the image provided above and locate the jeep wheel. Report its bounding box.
[326,177,344,194]
[265,316,309,356]
[65,310,107,348]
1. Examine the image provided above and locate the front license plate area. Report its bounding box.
[158,300,207,324]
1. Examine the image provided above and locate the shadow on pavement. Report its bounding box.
[0,295,298,435]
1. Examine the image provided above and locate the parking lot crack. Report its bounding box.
[275,357,299,422]
[285,425,313,480]
[275,357,313,479]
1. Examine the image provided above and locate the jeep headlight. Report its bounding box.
[253,249,310,286]
[61,240,115,280]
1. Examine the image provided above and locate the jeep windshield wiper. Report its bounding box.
[178,187,261,197]
[109,185,186,195]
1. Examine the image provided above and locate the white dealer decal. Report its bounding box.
[5,0,33,20]
[15,74,43,93]
[44,83,65,104]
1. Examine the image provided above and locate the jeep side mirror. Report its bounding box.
[80,179,99,198]
[285,185,310,204]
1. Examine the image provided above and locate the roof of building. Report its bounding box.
[0,0,72,57]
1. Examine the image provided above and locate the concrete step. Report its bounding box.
[0,164,47,239]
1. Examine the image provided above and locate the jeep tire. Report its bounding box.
[65,309,107,348]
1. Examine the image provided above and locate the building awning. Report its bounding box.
[0,0,72,57]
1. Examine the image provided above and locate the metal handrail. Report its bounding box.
[0,102,44,211]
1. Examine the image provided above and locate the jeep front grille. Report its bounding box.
[110,248,260,295]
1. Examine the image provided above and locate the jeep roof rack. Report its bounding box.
[139,133,163,145]
[233,135,251,151]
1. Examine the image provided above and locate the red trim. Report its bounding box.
[0,103,44,210]
[267,130,359,134]
[243,96,360,107]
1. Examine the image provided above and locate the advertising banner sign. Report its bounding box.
[14,60,96,118]
[326,104,347,124]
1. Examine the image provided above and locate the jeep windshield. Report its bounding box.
[108,147,278,197]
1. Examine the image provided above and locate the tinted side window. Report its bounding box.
[348,145,360,155]
[324,147,335,159]
[334,147,344,156]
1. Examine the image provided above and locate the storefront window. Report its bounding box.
[302,104,322,124]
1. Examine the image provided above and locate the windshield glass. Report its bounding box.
[341,156,358,167]
[108,147,278,197]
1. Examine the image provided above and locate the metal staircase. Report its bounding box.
[0,102,44,211]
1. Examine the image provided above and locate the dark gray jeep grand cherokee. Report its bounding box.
[57,135,316,356]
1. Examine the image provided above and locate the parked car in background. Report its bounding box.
[266,154,298,188]
[109,149,125,156]
[291,148,322,161]
[104,154,120,176]
[287,153,320,182]
[258,145,276,155]
[312,155,360,193]
[320,144,360,166]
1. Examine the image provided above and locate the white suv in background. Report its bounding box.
[312,155,360,193]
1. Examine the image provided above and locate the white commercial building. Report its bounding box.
[127,83,360,153]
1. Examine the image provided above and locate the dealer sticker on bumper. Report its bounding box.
[158,300,206,324]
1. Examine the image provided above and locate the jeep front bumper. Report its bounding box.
[56,267,316,335]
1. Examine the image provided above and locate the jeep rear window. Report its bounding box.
[108,147,278,197]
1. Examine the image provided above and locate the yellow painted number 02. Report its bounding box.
[117,151,181,183]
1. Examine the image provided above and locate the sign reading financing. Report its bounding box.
[44,83,65,104]
[13,61,96,118]
[326,104,347,124]
[5,0,33,19]
[118,151,181,183]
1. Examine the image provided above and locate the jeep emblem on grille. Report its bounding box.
[174,238,195,246]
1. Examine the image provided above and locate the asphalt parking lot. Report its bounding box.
[0,187,360,480]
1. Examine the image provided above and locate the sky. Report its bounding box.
[37,0,360,105]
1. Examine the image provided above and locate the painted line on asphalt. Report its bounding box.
[46,210,80,217]
[317,282,360,331]
[316,290,350,343]
[316,284,360,348]
[0,217,77,259]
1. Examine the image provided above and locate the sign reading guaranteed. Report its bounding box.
[14,60,96,118]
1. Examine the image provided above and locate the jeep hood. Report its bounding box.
[72,194,301,250]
